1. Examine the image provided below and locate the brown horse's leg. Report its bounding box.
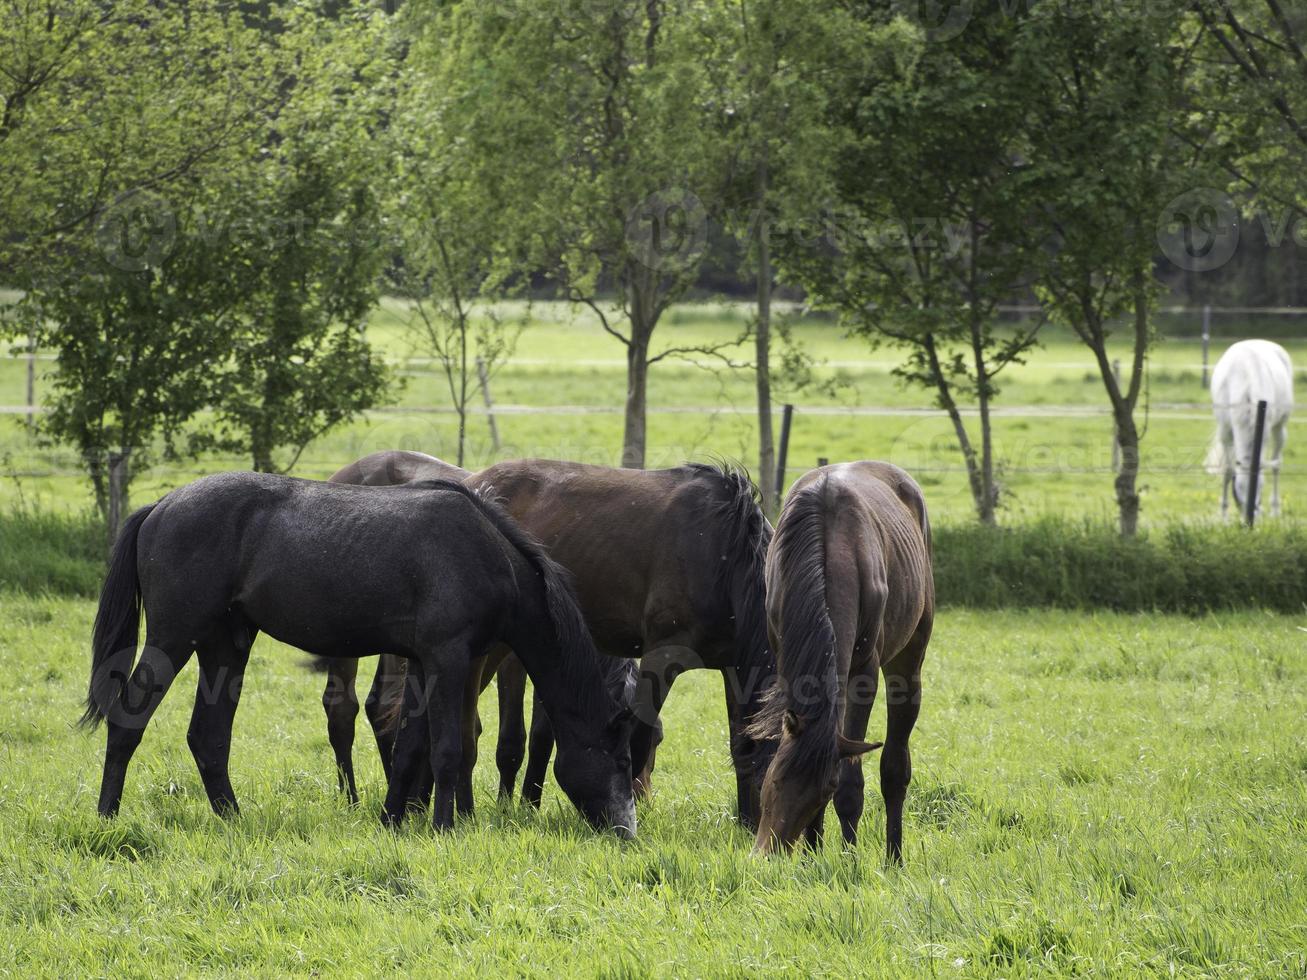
[365,654,407,781]
[322,657,360,803]
[97,639,194,817]
[834,664,879,846]
[188,630,253,816]
[723,665,762,830]
[881,622,929,865]
[494,654,528,800]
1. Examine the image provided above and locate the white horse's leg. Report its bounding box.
[1270,422,1287,517]
[1221,471,1231,519]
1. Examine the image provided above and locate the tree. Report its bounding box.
[411,0,732,469]
[194,8,394,473]
[707,0,869,512]
[1194,0,1307,213]
[1017,0,1207,535]
[386,20,523,468]
[782,5,1039,525]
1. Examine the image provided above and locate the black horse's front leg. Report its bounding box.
[381,660,433,827]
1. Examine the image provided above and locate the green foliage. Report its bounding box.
[936,518,1307,613]
[0,506,102,596]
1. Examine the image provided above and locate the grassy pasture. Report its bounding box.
[1,596,1303,974]
[2,300,1304,522]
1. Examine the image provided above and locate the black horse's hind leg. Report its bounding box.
[423,640,474,832]
[382,660,432,827]
[521,690,554,808]
[365,654,407,781]
[881,630,928,865]
[322,657,360,803]
[495,655,528,800]
[188,630,253,817]
[97,640,194,817]
[834,664,879,847]
[455,655,487,818]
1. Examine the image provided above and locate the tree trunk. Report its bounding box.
[1115,413,1141,536]
[924,334,987,522]
[106,450,131,553]
[970,311,997,526]
[622,336,649,469]
[754,172,776,514]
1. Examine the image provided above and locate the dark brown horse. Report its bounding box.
[750,462,933,862]
[333,452,774,828]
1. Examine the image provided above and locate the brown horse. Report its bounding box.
[750,462,933,862]
[334,452,774,827]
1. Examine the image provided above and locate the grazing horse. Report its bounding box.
[353,454,775,828]
[1206,340,1294,518]
[750,462,933,862]
[322,451,652,810]
[81,472,637,836]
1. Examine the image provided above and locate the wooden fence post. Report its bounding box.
[1246,399,1268,528]
[774,404,794,503]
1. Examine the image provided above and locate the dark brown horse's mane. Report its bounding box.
[681,460,773,673]
[746,476,842,790]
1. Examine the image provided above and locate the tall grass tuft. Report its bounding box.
[935,518,1307,613]
[0,507,104,597]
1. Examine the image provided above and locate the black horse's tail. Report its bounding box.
[80,504,156,728]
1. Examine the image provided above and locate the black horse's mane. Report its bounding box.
[414,478,620,723]
[747,476,842,789]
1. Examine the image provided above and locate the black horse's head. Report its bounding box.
[553,704,638,838]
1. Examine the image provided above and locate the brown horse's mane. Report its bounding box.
[681,461,773,674]
[747,475,842,790]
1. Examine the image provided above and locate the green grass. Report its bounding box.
[2,299,1304,523]
[2,596,1304,974]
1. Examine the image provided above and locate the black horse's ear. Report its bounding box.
[608,705,634,729]
[783,709,805,736]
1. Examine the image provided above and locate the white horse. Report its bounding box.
[1205,339,1294,518]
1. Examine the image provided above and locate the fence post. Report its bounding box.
[1201,304,1211,389]
[475,357,500,453]
[1246,399,1268,528]
[775,403,794,503]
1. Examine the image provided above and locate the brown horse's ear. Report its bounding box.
[837,735,883,760]
[783,710,805,737]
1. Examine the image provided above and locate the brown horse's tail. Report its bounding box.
[746,478,842,786]
[80,503,156,728]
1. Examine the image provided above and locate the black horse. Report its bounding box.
[81,472,637,836]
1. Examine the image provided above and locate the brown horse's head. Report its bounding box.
[753,707,880,854]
